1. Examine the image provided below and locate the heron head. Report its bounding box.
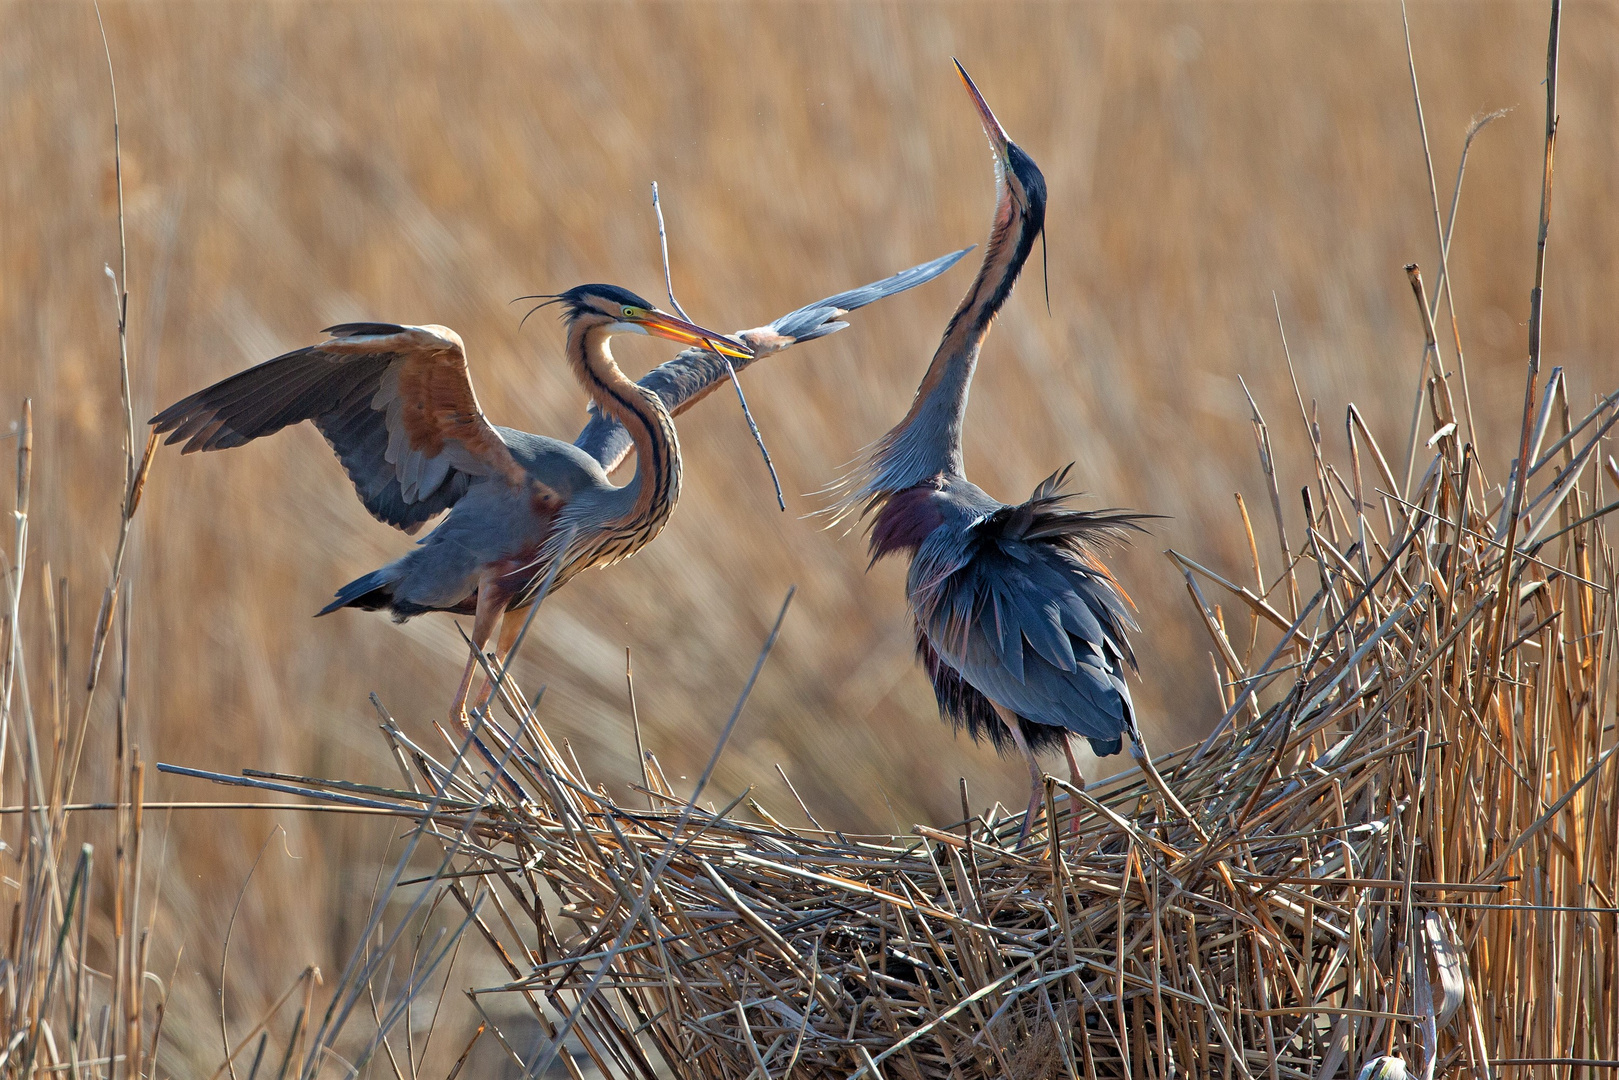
[954,60,1047,235]
[519,284,752,359]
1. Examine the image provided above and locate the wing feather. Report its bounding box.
[911,472,1152,754]
[201,353,349,445]
[151,323,534,533]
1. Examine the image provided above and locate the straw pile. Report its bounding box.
[172,331,1619,1079]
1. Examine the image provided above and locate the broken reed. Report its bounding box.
[174,332,1616,1079]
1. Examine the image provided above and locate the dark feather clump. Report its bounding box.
[906,465,1155,759]
[916,627,1070,755]
[979,464,1157,558]
[321,321,411,338]
[570,284,655,315]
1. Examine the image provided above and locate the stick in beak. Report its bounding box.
[954,59,1011,160]
[638,310,753,359]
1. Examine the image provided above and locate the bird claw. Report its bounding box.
[1015,816,1035,847]
[1015,784,1044,848]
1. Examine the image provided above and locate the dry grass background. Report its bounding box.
[3,1,1618,1075]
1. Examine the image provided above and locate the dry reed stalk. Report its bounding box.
[0,17,443,1079]
[0,14,169,1080]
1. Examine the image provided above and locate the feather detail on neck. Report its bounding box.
[828,148,1042,526]
[530,322,682,595]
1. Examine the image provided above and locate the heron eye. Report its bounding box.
[622,306,637,318]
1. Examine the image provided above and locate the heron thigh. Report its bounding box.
[472,607,529,712]
[450,571,518,721]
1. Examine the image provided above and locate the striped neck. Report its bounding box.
[830,171,1040,523]
[882,174,1039,483]
[569,323,682,543]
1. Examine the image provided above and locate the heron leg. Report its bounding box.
[451,577,512,732]
[472,607,526,714]
[1062,734,1086,789]
[995,704,1046,846]
[1062,734,1086,837]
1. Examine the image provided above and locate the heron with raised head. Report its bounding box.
[833,62,1154,843]
[151,253,967,729]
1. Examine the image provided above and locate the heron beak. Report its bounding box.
[637,310,753,359]
[954,59,1011,163]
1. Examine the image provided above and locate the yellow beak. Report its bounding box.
[638,310,753,359]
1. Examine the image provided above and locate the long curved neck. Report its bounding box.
[568,322,681,529]
[575,342,758,475]
[865,174,1039,493]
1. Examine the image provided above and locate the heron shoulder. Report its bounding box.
[865,477,996,566]
[495,427,615,500]
[937,475,1003,516]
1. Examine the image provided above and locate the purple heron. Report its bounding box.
[152,253,967,728]
[833,63,1152,841]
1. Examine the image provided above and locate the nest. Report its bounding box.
[181,346,1619,1079]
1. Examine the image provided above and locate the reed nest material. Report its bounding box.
[167,351,1619,1078]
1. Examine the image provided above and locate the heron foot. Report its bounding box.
[450,707,473,739]
[1015,781,1044,847]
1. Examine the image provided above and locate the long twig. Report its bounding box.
[625,647,650,808]
[1398,0,1472,467]
[1433,109,1510,454]
[217,827,283,1080]
[650,181,786,510]
[0,400,30,798]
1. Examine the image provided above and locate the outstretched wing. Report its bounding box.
[574,248,973,474]
[912,469,1153,755]
[150,323,533,534]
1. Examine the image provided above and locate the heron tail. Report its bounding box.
[316,567,401,616]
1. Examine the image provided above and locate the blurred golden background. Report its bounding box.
[4,1,1617,1074]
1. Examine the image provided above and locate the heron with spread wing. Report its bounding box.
[151,253,967,729]
[833,63,1155,843]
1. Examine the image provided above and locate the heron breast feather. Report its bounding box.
[869,486,947,561]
